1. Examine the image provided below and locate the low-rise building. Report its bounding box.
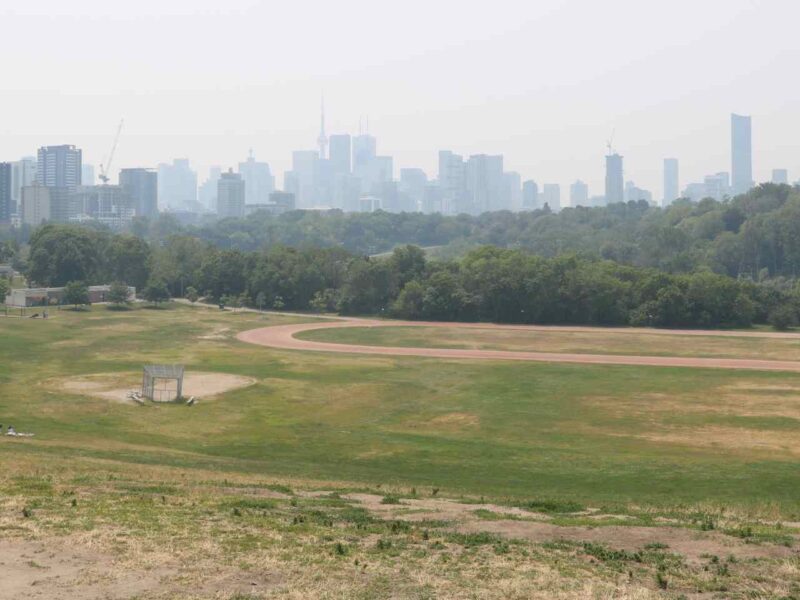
[5,284,136,307]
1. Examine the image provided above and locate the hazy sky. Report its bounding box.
[1,0,798,200]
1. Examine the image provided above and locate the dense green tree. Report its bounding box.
[107,281,131,307]
[63,281,90,309]
[142,279,170,306]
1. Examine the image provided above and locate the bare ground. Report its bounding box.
[50,371,257,402]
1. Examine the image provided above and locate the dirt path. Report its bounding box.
[237,318,800,372]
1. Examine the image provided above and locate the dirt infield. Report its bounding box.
[237,318,800,372]
[54,371,256,402]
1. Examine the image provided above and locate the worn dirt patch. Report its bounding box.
[50,371,256,403]
[0,537,281,599]
[456,520,796,564]
[427,412,480,429]
[340,493,798,565]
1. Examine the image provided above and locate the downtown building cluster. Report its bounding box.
[0,112,790,229]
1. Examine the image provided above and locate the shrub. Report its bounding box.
[769,305,797,331]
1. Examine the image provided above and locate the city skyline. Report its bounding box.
[0,1,798,199]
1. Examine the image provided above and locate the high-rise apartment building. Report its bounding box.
[37,145,82,188]
[120,168,158,218]
[502,172,522,211]
[199,167,222,211]
[731,113,753,195]
[465,154,503,215]
[663,158,679,206]
[82,164,95,186]
[0,163,11,223]
[399,168,427,213]
[605,153,624,204]
[522,180,539,210]
[542,184,561,212]
[438,150,465,214]
[238,152,274,205]
[569,180,589,207]
[217,170,245,218]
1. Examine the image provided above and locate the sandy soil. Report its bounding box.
[54,371,256,402]
[237,318,800,372]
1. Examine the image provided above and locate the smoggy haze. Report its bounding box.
[1,0,798,199]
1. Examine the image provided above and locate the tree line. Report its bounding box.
[20,223,800,329]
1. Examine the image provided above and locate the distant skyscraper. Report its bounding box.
[157,159,198,211]
[522,180,539,210]
[329,134,352,175]
[663,158,679,206]
[238,151,274,205]
[731,113,753,195]
[352,135,377,172]
[542,183,561,212]
[199,167,222,211]
[0,163,11,223]
[119,168,158,218]
[438,150,465,214]
[82,164,95,186]
[10,157,37,216]
[399,168,427,213]
[465,154,503,214]
[37,145,82,188]
[502,172,522,211]
[317,97,328,160]
[217,169,245,218]
[605,153,624,204]
[704,172,730,201]
[772,169,789,185]
[569,180,589,207]
[289,150,320,208]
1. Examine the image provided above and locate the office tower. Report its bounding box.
[0,163,11,223]
[21,184,51,226]
[569,180,589,207]
[522,180,539,209]
[37,145,82,188]
[289,150,319,208]
[332,174,361,212]
[157,159,198,211]
[465,154,503,214]
[329,134,351,175]
[352,134,377,171]
[119,168,158,218]
[542,184,561,212]
[502,172,522,211]
[663,158,679,206]
[317,98,328,159]
[605,153,624,204]
[399,168,427,212]
[82,164,95,186]
[731,113,753,195]
[217,169,245,218]
[199,167,222,211]
[772,169,789,185]
[238,151,275,205]
[438,150,466,214]
[625,181,653,205]
[10,157,37,216]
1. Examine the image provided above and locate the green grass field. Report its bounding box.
[3,305,800,598]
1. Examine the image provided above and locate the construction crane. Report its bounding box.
[606,129,616,156]
[99,119,124,184]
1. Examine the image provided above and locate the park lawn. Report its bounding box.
[299,323,800,360]
[1,303,800,516]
